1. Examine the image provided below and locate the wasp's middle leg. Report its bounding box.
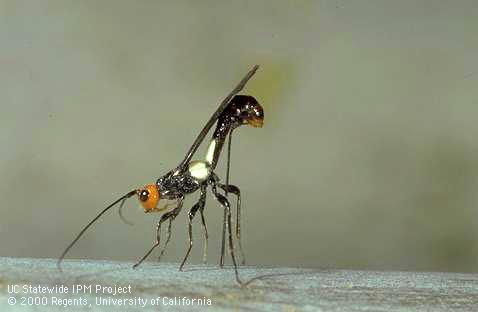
[179,185,207,271]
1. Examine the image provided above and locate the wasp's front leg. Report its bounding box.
[133,195,184,268]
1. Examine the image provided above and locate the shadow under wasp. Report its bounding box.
[58,65,264,285]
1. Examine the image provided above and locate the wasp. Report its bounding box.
[58,65,263,285]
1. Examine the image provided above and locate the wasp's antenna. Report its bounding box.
[57,190,137,271]
[118,196,134,226]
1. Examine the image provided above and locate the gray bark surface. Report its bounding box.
[0,257,477,311]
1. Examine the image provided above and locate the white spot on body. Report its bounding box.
[187,139,216,182]
[188,160,211,181]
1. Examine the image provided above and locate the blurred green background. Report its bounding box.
[1,0,478,273]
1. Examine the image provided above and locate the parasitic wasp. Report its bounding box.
[58,65,263,285]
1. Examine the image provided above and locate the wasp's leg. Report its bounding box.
[133,197,184,268]
[157,218,172,261]
[211,172,226,268]
[218,183,245,265]
[212,184,243,285]
[178,205,200,271]
[179,185,207,271]
[158,199,184,260]
[220,208,227,268]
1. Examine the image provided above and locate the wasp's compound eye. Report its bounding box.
[137,184,160,212]
[139,190,149,202]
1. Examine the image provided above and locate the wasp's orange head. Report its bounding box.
[136,184,160,212]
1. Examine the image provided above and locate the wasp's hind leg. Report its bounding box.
[218,183,245,265]
[179,185,207,271]
[133,196,184,268]
[212,183,243,285]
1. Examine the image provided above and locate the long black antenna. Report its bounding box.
[57,190,137,271]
